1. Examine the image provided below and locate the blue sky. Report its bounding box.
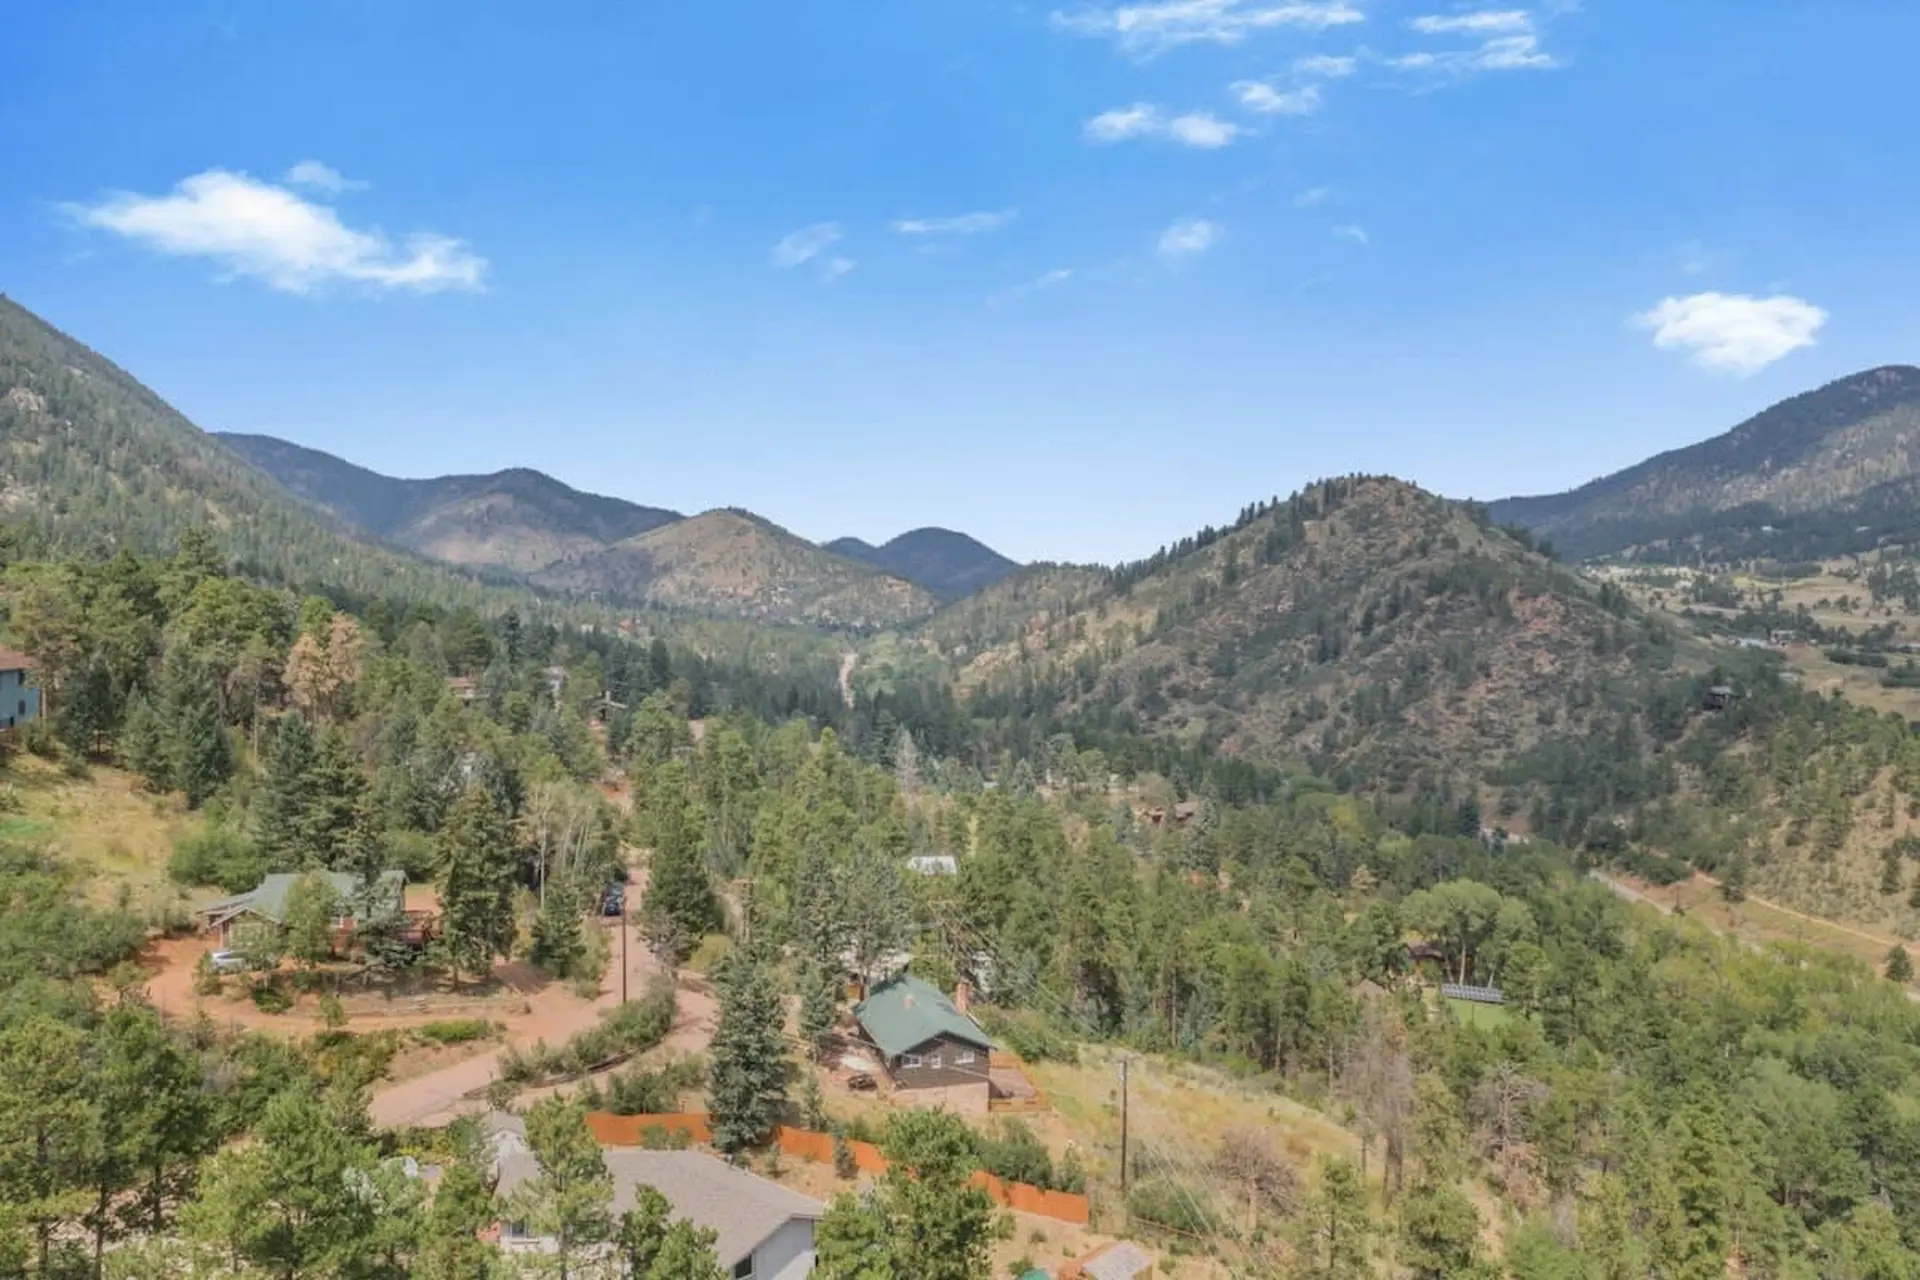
[4,1,1918,564]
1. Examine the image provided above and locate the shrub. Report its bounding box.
[832,1128,857,1180]
[974,1119,1057,1189]
[496,982,676,1085]
[685,932,731,975]
[1127,1177,1220,1237]
[587,1056,706,1115]
[192,952,223,997]
[250,982,293,1014]
[167,827,269,892]
[976,1007,1077,1064]
[640,1124,691,1151]
[416,1019,499,1046]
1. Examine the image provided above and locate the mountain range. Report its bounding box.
[217,431,1020,625]
[1492,365,1920,563]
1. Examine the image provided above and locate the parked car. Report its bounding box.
[600,884,625,917]
[208,949,248,973]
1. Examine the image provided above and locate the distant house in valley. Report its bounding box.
[1704,684,1739,711]
[853,973,994,1111]
[195,870,412,949]
[905,854,958,876]
[446,675,477,705]
[0,648,40,732]
[495,1147,823,1280]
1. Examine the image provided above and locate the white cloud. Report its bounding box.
[1410,9,1533,33]
[1294,186,1333,206]
[67,169,485,294]
[1233,81,1324,115]
[1633,292,1828,376]
[992,267,1076,305]
[1085,104,1241,147]
[283,160,366,195]
[892,210,1018,236]
[1166,112,1242,146]
[1387,31,1557,74]
[1295,53,1358,76]
[1333,223,1370,244]
[822,257,856,281]
[1159,218,1220,256]
[1052,0,1366,58]
[772,222,844,268]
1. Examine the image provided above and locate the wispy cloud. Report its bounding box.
[992,267,1075,305]
[1052,0,1366,58]
[1333,223,1370,244]
[1295,53,1358,76]
[772,222,846,271]
[1634,292,1828,376]
[1410,9,1533,33]
[1393,8,1559,76]
[283,160,367,195]
[1159,218,1220,256]
[1085,104,1242,147]
[66,168,484,294]
[1232,81,1324,115]
[891,210,1018,236]
[1294,186,1333,207]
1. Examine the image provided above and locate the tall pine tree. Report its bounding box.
[436,787,520,986]
[707,943,789,1155]
[255,713,320,869]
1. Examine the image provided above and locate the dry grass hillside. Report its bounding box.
[536,509,941,631]
[933,477,1694,789]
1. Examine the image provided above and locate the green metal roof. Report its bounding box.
[853,974,992,1059]
[199,870,403,924]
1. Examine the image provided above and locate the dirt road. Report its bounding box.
[366,918,713,1129]
[837,651,857,708]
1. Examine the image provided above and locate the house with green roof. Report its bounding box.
[852,973,993,1105]
[196,870,407,947]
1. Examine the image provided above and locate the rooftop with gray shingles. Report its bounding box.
[852,973,992,1059]
[495,1149,823,1268]
[1081,1241,1154,1280]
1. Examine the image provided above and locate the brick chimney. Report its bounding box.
[954,979,972,1015]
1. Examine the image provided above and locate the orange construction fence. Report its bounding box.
[586,1111,1090,1227]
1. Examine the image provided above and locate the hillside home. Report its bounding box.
[0,648,40,732]
[495,1148,823,1279]
[195,870,410,948]
[853,973,994,1112]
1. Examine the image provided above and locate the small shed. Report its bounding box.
[1704,685,1738,711]
[0,647,41,732]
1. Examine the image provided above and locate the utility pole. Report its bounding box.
[1118,1057,1131,1195]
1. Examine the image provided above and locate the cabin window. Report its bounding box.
[956,1049,977,1065]
[14,701,22,717]
[901,1054,922,1069]
[733,1259,755,1279]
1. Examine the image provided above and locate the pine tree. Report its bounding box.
[799,959,842,1061]
[503,1098,613,1280]
[436,787,520,986]
[255,714,320,869]
[120,693,170,792]
[1890,946,1916,984]
[164,656,231,810]
[644,1220,724,1280]
[283,873,342,969]
[1293,1158,1371,1280]
[310,726,374,870]
[615,1185,672,1278]
[640,781,720,965]
[707,945,790,1155]
[530,880,588,979]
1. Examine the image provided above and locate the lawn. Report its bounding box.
[1444,997,1513,1030]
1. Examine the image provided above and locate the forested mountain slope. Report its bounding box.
[0,294,508,608]
[217,431,683,574]
[826,527,1019,600]
[935,476,1690,790]
[533,508,940,631]
[1493,365,1920,562]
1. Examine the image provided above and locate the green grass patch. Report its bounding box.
[1445,997,1514,1029]
[0,817,55,840]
